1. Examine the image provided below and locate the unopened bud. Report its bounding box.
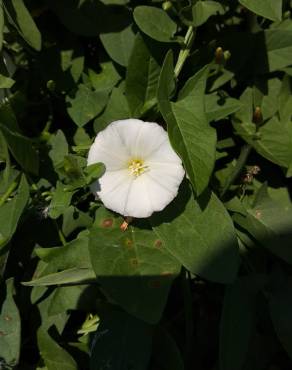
[215,47,224,64]
[162,1,172,11]
[40,130,51,142]
[46,80,56,92]
[251,165,260,175]
[215,47,231,65]
[223,50,231,61]
[243,173,253,184]
[252,106,263,125]
[283,10,290,19]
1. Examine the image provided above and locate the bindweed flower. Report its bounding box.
[87,119,185,218]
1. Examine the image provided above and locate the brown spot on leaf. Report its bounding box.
[255,210,261,219]
[4,315,12,321]
[101,219,113,228]
[0,331,5,336]
[154,239,163,249]
[124,238,133,249]
[130,258,139,267]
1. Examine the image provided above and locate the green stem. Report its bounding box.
[181,268,194,369]
[220,144,252,198]
[0,180,18,207]
[174,26,196,78]
[53,219,67,246]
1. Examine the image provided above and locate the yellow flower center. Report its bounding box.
[128,159,148,178]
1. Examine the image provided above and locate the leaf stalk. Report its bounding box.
[0,179,19,208]
[220,144,252,198]
[174,26,195,78]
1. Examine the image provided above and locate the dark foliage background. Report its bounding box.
[1,0,292,369]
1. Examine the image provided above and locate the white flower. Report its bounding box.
[87,119,185,218]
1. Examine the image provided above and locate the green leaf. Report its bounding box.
[0,278,21,367]
[151,183,239,284]
[239,0,282,22]
[67,84,108,127]
[62,154,85,183]
[37,292,69,334]
[219,275,267,370]
[235,117,292,170]
[88,61,121,93]
[48,181,73,219]
[28,234,90,303]
[62,206,92,237]
[0,1,4,51]
[279,75,292,123]
[182,1,225,27]
[0,123,39,175]
[30,260,54,305]
[38,328,77,370]
[242,185,292,264]
[205,93,242,122]
[233,87,292,170]
[209,69,234,92]
[126,33,161,117]
[84,162,105,185]
[73,127,91,146]
[90,309,152,370]
[0,131,11,184]
[0,75,15,88]
[256,78,281,120]
[156,51,175,116]
[100,25,136,67]
[93,85,130,133]
[134,6,177,43]
[22,267,95,286]
[158,53,216,195]
[269,278,292,360]
[60,48,84,83]
[48,130,69,169]
[35,233,91,271]
[47,284,98,316]
[89,208,181,324]
[0,175,29,248]
[4,0,42,50]
[265,30,292,72]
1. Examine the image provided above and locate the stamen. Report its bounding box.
[128,159,148,178]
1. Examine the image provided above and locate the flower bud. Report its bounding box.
[215,47,224,64]
[215,47,231,65]
[46,80,56,92]
[162,1,172,11]
[252,106,263,125]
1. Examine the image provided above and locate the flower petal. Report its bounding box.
[95,169,134,215]
[123,176,153,218]
[113,119,168,158]
[87,124,129,170]
[144,163,185,212]
[146,139,183,165]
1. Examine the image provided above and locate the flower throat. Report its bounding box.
[128,159,148,178]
